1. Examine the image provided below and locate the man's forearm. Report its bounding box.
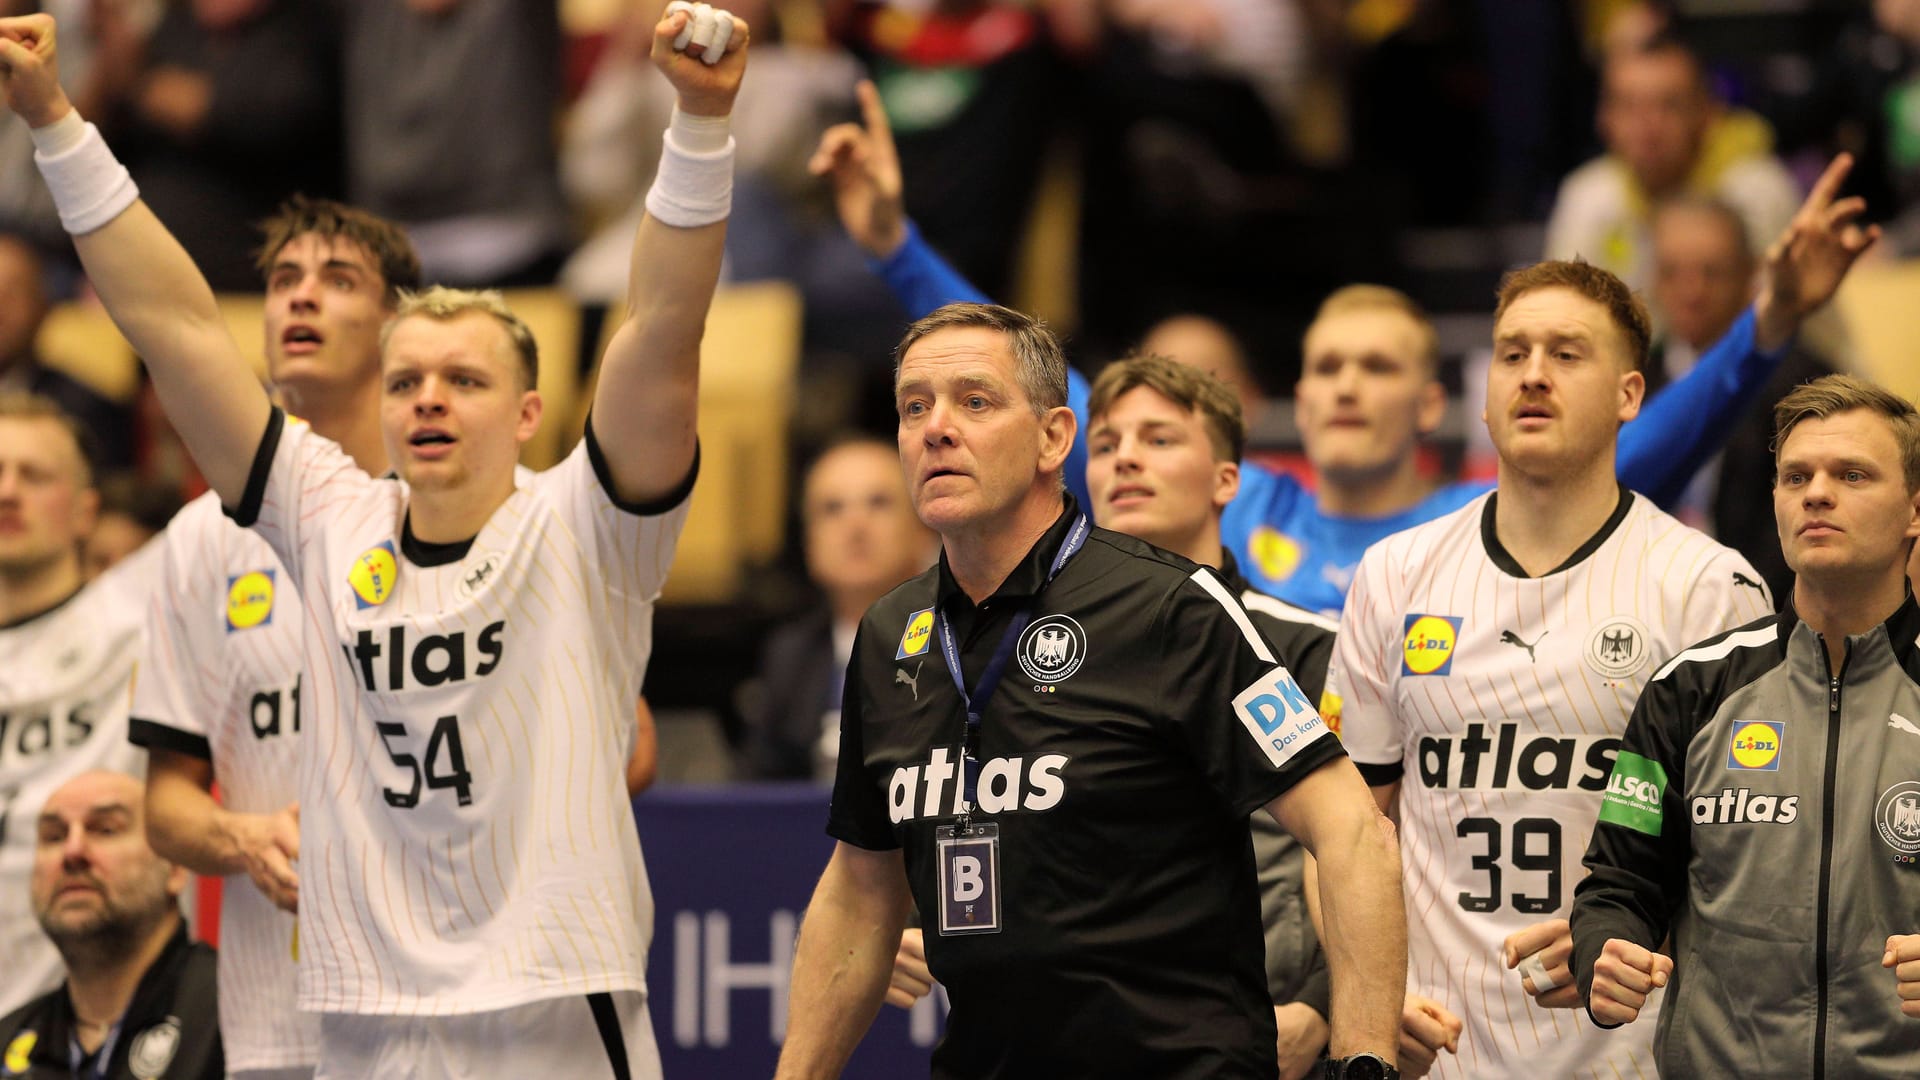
[776,863,908,1078]
[147,769,250,877]
[1315,818,1407,1059]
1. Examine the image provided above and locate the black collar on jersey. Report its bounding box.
[13,923,195,1073]
[0,582,85,633]
[400,512,474,568]
[934,494,1083,613]
[1481,482,1634,579]
[1218,548,1251,595]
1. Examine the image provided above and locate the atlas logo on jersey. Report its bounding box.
[1727,721,1783,771]
[1017,614,1086,684]
[349,541,399,609]
[1693,787,1799,825]
[1401,614,1462,676]
[886,746,1069,824]
[225,569,274,631]
[1417,722,1618,792]
[897,607,934,659]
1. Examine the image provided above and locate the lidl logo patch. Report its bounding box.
[1249,526,1303,584]
[349,541,399,609]
[896,607,934,659]
[4,1030,34,1073]
[226,569,275,631]
[1402,615,1462,676]
[1319,688,1343,738]
[1727,721,1783,771]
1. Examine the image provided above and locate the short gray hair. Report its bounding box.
[894,302,1068,416]
[380,286,538,389]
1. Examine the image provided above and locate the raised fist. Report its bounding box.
[651,2,748,117]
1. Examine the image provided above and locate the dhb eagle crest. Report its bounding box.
[1017,614,1087,684]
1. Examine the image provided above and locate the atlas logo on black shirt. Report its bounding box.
[887,746,1069,824]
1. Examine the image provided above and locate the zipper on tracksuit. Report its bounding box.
[1813,637,1850,1079]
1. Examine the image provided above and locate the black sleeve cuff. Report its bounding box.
[1237,734,1349,818]
[1355,760,1403,787]
[129,718,213,761]
[223,406,285,527]
[825,820,902,853]
[583,413,700,516]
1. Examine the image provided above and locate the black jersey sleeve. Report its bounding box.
[1158,570,1347,820]
[1571,669,1695,1026]
[826,630,902,851]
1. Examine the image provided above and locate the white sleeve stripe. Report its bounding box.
[1188,568,1276,663]
[1239,590,1339,633]
[1652,625,1778,681]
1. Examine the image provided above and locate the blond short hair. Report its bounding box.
[1307,285,1440,375]
[380,287,539,389]
[1088,352,1244,462]
[1772,374,1920,492]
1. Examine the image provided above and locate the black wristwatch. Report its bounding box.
[1324,1053,1400,1080]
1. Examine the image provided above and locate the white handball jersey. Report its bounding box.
[0,548,155,1016]
[234,410,690,1015]
[1327,491,1771,1079]
[131,490,317,1070]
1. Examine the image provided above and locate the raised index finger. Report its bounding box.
[1803,153,1856,215]
[855,79,894,151]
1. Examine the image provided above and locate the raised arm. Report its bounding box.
[1266,759,1406,1064]
[0,13,268,505]
[1619,154,1879,507]
[590,3,748,505]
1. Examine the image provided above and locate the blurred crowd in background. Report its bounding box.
[5,0,1916,781]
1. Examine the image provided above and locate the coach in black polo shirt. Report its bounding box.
[776,303,1405,1080]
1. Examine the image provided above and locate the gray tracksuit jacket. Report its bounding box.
[1572,596,1920,1078]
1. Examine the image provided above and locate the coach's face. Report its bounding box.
[1296,308,1445,486]
[380,312,541,494]
[263,233,390,394]
[0,416,96,576]
[32,771,185,945]
[1775,409,1920,583]
[1087,385,1236,553]
[1486,287,1644,481]
[896,326,1072,535]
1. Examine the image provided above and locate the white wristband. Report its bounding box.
[644,116,734,229]
[32,113,139,236]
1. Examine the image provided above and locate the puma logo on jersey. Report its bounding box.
[1891,713,1920,738]
[1732,572,1765,592]
[896,663,922,701]
[887,746,1069,824]
[1417,722,1618,792]
[1499,629,1546,663]
[346,620,505,692]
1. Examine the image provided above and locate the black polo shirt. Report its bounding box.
[0,926,221,1079]
[829,499,1345,1079]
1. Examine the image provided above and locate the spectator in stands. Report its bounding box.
[81,472,179,580]
[738,437,934,781]
[336,0,567,286]
[1647,195,1834,600]
[1545,32,1800,292]
[1137,312,1269,427]
[0,770,221,1079]
[0,234,133,469]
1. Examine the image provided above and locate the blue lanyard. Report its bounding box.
[934,514,1088,814]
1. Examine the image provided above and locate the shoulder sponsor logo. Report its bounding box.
[1234,666,1326,769]
[225,569,275,631]
[896,607,934,659]
[1732,571,1765,593]
[1891,713,1920,738]
[1727,721,1783,771]
[1416,722,1618,791]
[1585,615,1652,680]
[3,1031,33,1074]
[1017,614,1086,685]
[1401,614,1462,676]
[128,1016,181,1080]
[348,541,399,609]
[1878,781,1920,859]
[1598,750,1667,836]
[1318,688,1343,738]
[1692,787,1799,825]
[1249,526,1303,584]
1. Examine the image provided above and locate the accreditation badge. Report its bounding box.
[934,821,1001,936]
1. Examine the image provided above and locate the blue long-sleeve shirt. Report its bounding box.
[872,223,1786,615]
